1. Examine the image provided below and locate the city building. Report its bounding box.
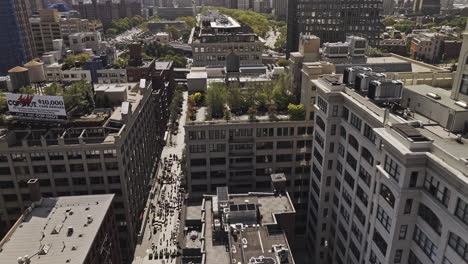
[272,0,288,20]
[0,0,37,75]
[182,186,296,264]
[253,0,271,13]
[0,62,175,261]
[410,32,447,63]
[304,64,468,263]
[0,192,122,264]
[287,0,384,52]
[74,0,142,29]
[413,0,441,15]
[189,11,264,67]
[30,9,94,55]
[380,39,408,56]
[155,7,193,20]
[451,21,468,103]
[383,0,396,15]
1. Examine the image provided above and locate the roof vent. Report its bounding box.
[71,245,77,251]
[67,226,74,236]
[51,224,63,234]
[426,92,441,100]
[87,215,93,224]
[38,244,51,255]
[455,100,468,109]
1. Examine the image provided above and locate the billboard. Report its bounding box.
[6,94,67,121]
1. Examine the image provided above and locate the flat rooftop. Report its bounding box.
[405,84,468,112]
[366,55,445,73]
[0,194,114,264]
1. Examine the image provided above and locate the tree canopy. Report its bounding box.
[44,83,64,96]
[63,53,91,69]
[205,82,227,118]
[288,104,305,120]
[64,80,94,115]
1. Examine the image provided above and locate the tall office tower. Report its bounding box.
[305,58,468,263]
[272,0,288,20]
[383,0,396,15]
[286,0,298,56]
[287,0,384,52]
[413,0,441,15]
[0,0,37,75]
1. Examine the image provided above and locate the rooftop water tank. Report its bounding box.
[24,60,46,83]
[8,66,30,91]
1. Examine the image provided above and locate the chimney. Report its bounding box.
[270,173,287,195]
[28,178,42,203]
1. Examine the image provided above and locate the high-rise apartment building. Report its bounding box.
[413,0,441,15]
[305,65,468,263]
[30,9,93,55]
[287,0,384,52]
[0,62,175,261]
[451,22,468,103]
[272,0,288,20]
[0,0,37,75]
[74,0,142,29]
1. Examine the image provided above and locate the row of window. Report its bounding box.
[189,127,313,140]
[3,150,117,162]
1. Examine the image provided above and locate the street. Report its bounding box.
[133,92,188,264]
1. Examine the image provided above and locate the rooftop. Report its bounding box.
[0,194,114,264]
[405,84,468,112]
[365,54,446,73]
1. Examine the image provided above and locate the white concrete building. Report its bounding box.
[97,68,128,84]
[305,72,468,264]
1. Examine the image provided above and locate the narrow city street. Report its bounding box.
[133,92,188,264]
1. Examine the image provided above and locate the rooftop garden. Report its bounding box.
[187,73,305,123]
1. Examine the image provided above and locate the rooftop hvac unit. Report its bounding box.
[368,80,403,102]
[323,42,349,58]
[343,67,372,85]
[354,72,386,93]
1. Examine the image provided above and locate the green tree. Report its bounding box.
[0,91,7,113]
[189,92,202,106]
[227,85,248,114]
[288,104,305,120]
[205,83,227,118]
[44,83,64,96]
[166,25,180,40]
[272,73,294,111]
[64,53,91,68]
[19,86,35,94]
[382,17,396,27]
[277,59,289,67]
[64,80,94,115]
[105,28,118,36]
[176,16,197,30]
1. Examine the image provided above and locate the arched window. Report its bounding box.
[380,184,395,208]
[348,134,359,151]
[361,147,374,166]
[418,203,442,235]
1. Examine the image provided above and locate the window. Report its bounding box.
[404,199,413,214]
[410,171,418,187]
[373,229,388,256]
[190,159,206,167]
[332,105,339,116]
[380,184,395,208]
[358,166,371,187]
[361,147,374,166]
[448,232,468,263]
[340,126,347,139]
[344,170,355,189]
[376,205,392,232]
[72,177,87,185]
[313,149,323,165]
[363,124,376,144]
[348,135,359,151]
[277,141,293,149]
[342,189,352,206]
[424,175,450,207]
[346,153,357,171]
[418,203,441,235]
[455,198,468,227]
[399,225,408,240]
[317,96,328,113]
[85,150,100,159]
[330,124,336,136]
[354,206,365,225]
[349,240,360,260]
[459,74,468,95]
[350,113,362,131]
[342,106,349,121]
[356,186,368,207]
[338,143,345,157]
[189,144,206,153]
[209,144,226,152]
[408,250,423,264]
[316,115,326,131]
[336,161,343,174]
[314,133,324,148]
[384,155,400,182]
[413,226,437,262]
[329,142,335,153]
[338,221,348,240]
[393,250,403,264]
[351,221,363,243]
